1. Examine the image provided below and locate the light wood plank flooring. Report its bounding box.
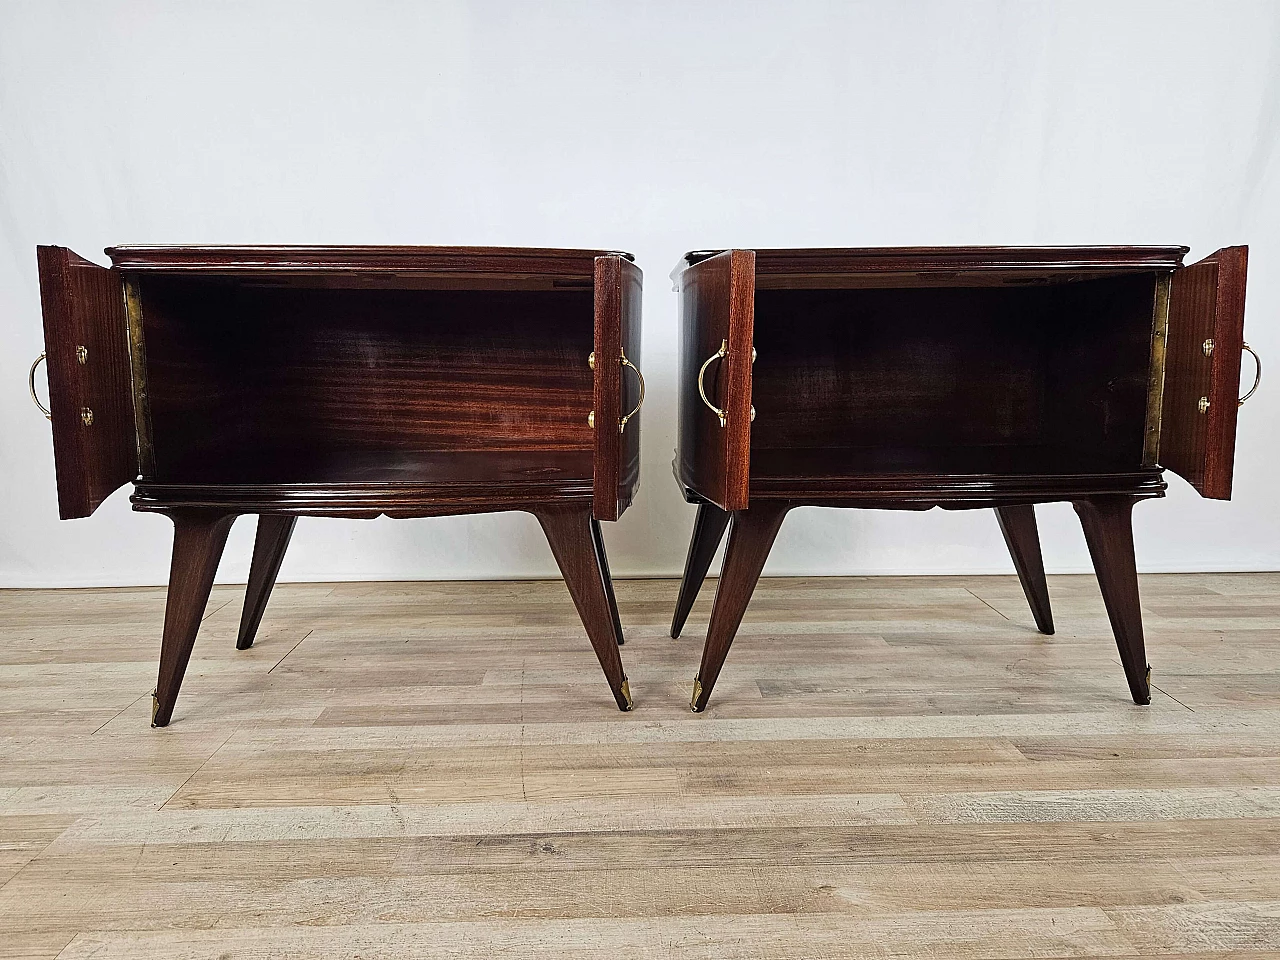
[1,572,1279,958]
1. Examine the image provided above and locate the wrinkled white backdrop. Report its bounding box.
[1,0,1278,587]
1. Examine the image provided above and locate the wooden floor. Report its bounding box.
[1,573,1278,958]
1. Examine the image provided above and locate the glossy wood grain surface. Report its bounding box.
[236,516,297,651]
[750,275,1154,478]
[674,250,755,511]
[671,245,1246,718]
[995,504,1054,635]
[108,245,632,281]
[140,280,596,484]
[592,255,643,520]
[35,247,137,519]
[2,572,1279,957]
[34,244,644,728]
[670,502,730,639]
[1161,246,1249,500]
[683,245,1188,288]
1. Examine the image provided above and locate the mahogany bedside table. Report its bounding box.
[31,245,643,723]
[669,246,1256,712]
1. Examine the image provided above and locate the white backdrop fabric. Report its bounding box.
[1,0,1278,587]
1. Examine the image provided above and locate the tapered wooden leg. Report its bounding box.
[590,517,624,646]
[670,502,731,639]
[236,515,297,650]
[692,503,790,713]
[1073,496,1151,705]
[534,505,632,711]
[995,504,1054,635]
[152,511,236,727]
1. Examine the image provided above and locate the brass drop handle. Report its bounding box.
[618,347,645,434]
[697,340,756,428]
[587,349,646,434]
[1239,342,1261,407]
[698,340,729,427]
[28,353,51,420]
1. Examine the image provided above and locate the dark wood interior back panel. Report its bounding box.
[749,274,1154,478]
[140,279,595,483]
[591,256,643,520]
[1042,274,1156,468]
[35,247,137,518]
[1161,246,1248,499]
[675,250,755,510]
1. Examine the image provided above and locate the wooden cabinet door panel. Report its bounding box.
[1160,246,1248,500]
[36,246,137,519]
[675,250,755,511]
[592,255,643,520]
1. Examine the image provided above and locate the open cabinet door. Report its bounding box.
[1160,246,1248,500]
[592,255,643,521]
[36,246,137,519]
[675,250,756,511]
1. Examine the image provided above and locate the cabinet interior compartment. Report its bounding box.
[139,277,596,484]
[749,273,1158,478]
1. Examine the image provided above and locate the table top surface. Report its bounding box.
[105,245,635,276]
[673,245,1192,287]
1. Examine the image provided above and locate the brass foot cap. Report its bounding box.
[690,678,704,713]
[619,679,634,711]
[150,691,161,728]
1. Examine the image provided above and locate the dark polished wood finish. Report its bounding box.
[590,517,625,647]
[534,505,631,710]
[673,245,1249,711]
[995,504,1054,635]
[35,247,136,519]
[691,503,790,713]
[675,249,755,511]
[1162,246,1249,499]
[1073,496,1151,704]
[236,515,297,650]
[153,511,235,727]
[35,245,642,724]
[593,255,643,521]
[107,244,630,278]
[669,501,730,639]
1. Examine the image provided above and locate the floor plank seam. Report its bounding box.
[265,628,314,676]
[89,690,149,735]
[199,597,233,623]
[1153,682,1197,713]
[965,587,1012,623]
[156,729,239,812]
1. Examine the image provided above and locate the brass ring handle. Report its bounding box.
[1239,342,1261,407]
[618,348,645,434]
[698,340,729,428]
[28,353,51,420]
